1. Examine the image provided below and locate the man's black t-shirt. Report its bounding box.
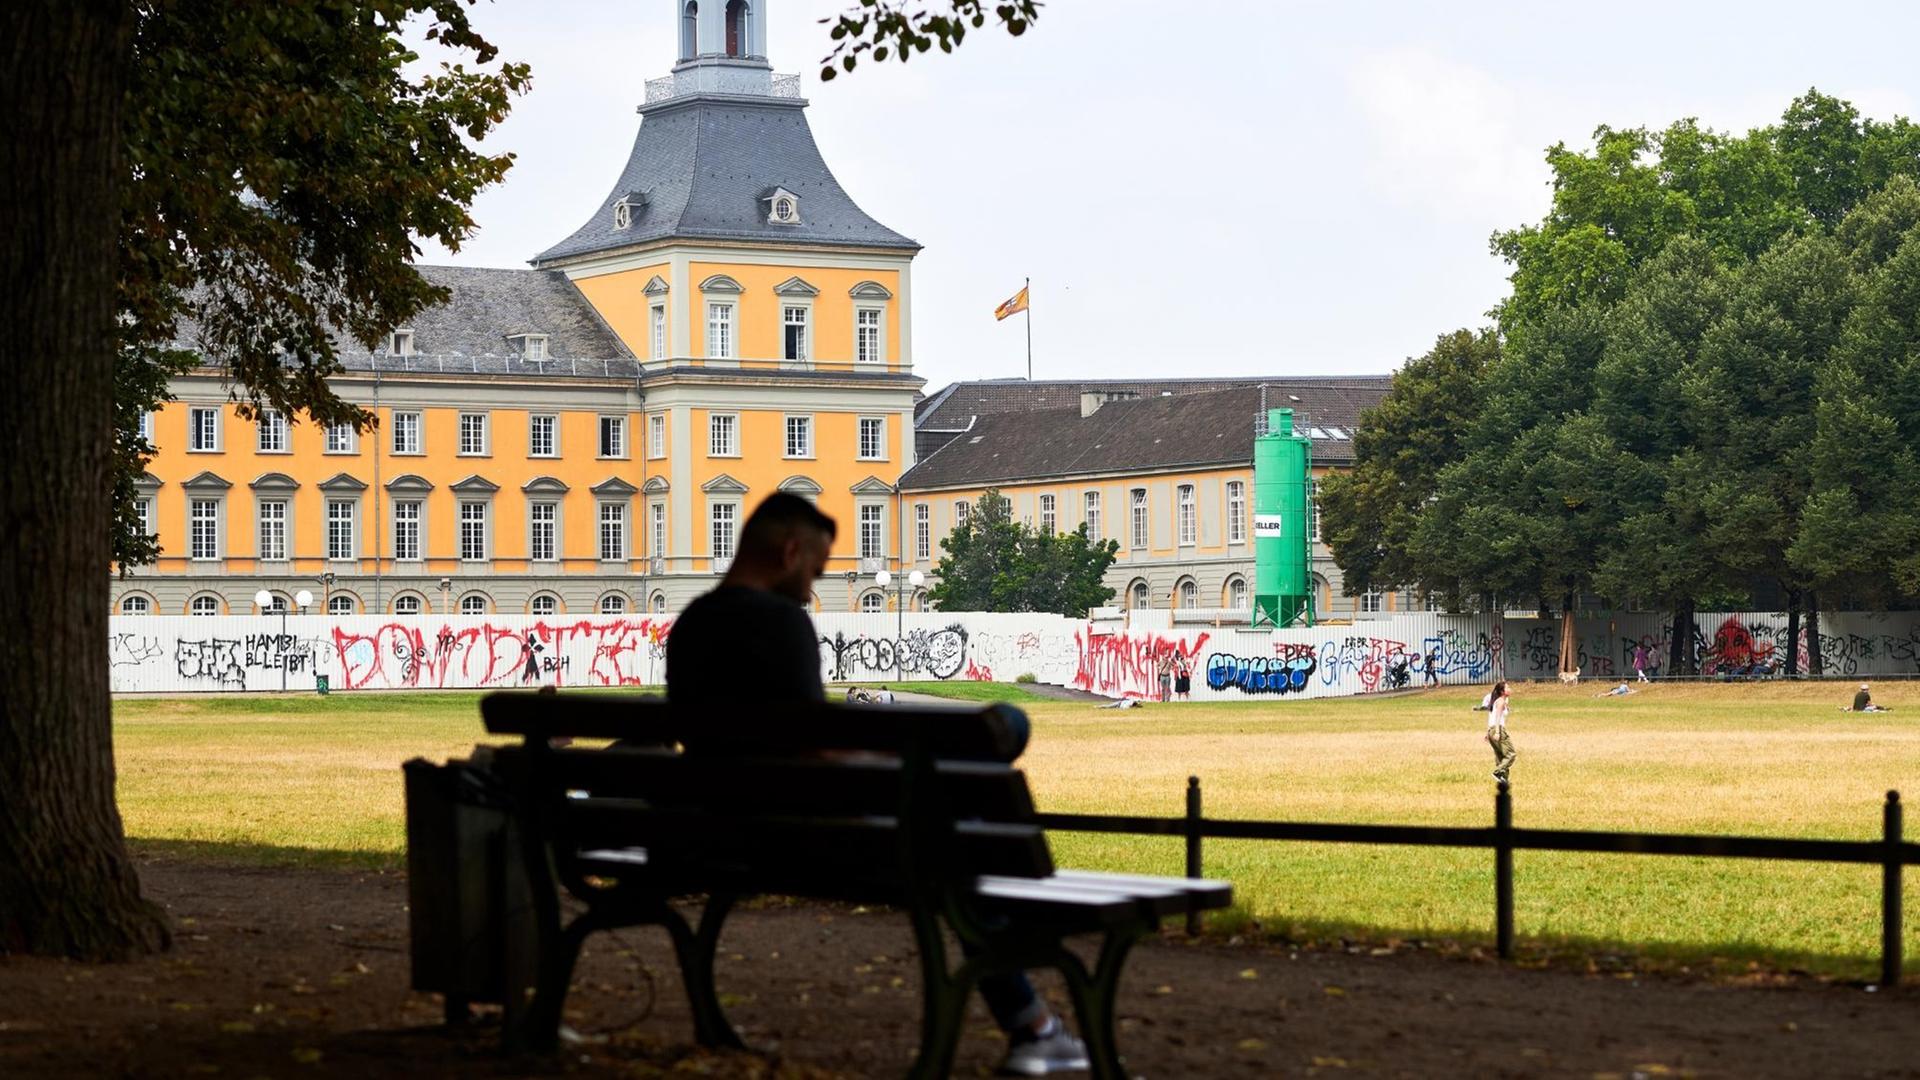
[666,585,822,705]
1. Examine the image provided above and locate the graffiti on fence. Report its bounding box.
[1072,629,1210,698]
[110,632,164,668]
[330,618,670,690]
[1208,643,1317,695]
[819,624,969,680]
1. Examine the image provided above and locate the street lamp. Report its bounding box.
[254,588,312,691]
[873,568,926,681]
[438,576,453,615]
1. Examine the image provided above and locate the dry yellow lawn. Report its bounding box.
[112,681,1919,977]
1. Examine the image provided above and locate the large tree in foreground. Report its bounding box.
[2,0,524,960]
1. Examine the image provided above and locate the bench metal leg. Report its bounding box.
[906,911,981,1080]
[522,913,600,1053]
[1053,929,1137,1080]
[661,893,745,1050]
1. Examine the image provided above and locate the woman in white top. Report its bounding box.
[1486,681,1516,785]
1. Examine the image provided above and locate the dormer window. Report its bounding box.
[611,192,643,230]
[389,329,414,357]
[509,333,550,361]
[763,187,801,226]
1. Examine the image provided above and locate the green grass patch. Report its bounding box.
[112,681,1920,978]
[840,680,1058,704]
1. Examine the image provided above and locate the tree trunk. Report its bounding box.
[1558,592,1578,676]
[1806,591,1824,677]
[0,0,168,960]
[1669,599,1694,677]
[1785,588,1801,678]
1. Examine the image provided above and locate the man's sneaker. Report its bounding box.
[999,1019,1090,1076]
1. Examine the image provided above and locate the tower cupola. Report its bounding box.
[678,0,766,65]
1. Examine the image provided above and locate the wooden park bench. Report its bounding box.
[471,691,1232,1079]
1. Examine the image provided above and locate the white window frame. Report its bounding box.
[650,304,667,360]
[121,594,151,615]
[708,412,739,457]
[1130,488,1149,550]
[257,498,288,562]
[706,301,735,360]
[647,413,667,459]
[257,410,288,453]
[954,501,970,529]
[191,594,221,616]
[324,424,357,455]
[860,591,886,613]
[858,503,885,561]
[389,329,414,357]
[326,498,357,561]
[327,594,356,615]
[460,594,489,616]
[784,414,814,459]
[458,501,489,562]
[392,411,423,455]
[599,501,629,562]
[529,500,558,563]
[650,500,667,560]
[600,594,628,615]
[139,410,155,443]
[392,500,422,562]
[1177,484,1196,547]
[914,503,930,560]
[1227,481,1247,544]
[1228,577,1249,609]
[1360,589,1385,614]
[189,498,222,561]
[1039,493,1056,534]
[857,416,886,461]
[394,594,424,615]
[598,415,627,459]
[1308,477,1320,542]
[135,496,155,539]
[1084,490,1101,541]
[782,304,811,363]
[710,501,738,570]
[854,305,885,365]
[529,413,559,458]
[1178,578,1199,608]
[189,406,221,452]
[1130,580,1150,610]
[457,412,489,456]
[515,334,549,362]
[530,593,559,616]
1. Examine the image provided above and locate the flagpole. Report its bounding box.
[1024,276,1032,380]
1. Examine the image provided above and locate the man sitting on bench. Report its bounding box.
[665,493,1091,1076]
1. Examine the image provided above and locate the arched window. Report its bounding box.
[860,590,885,612]
[530,593,559,616]
[190,594,221,616]
[1128,580,1150,610]
[263,593,289,613]
[681,1,699,59]
[1177,578,1198,609]
[1226,576,1248,610]
[911,589,928,612]
[725,0,748,57]
[120,594,151,615]
[394,593,424,615]
[326,594,357,615]
[650,592,668,614]
[460,594,488,615]
[600,594,627,615]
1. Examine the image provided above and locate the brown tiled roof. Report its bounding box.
[901,380,1389,490]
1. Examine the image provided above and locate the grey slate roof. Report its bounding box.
[172,265,641,379]
[901,380,1392,490]
[533,97,918,266]
[914,375,1392,433]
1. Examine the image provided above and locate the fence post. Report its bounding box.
[1495,780,1514,960]
[1185,775,1202,937]
[1884,790,1903,988]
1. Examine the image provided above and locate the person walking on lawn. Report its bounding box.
[1486,680,1516,784]
[666,493,1090,1076]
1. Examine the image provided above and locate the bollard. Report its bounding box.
[1185,776,1202,937]
[1884,791,1903,988]
[1495,780,1514,960]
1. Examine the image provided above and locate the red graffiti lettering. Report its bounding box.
[1071,629,1210,698]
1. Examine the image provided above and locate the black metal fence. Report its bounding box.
[1036,780,1915,986]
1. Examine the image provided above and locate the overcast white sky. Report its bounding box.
[416,1,1920,388]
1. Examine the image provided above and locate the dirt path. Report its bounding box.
[1,859,1914,1078]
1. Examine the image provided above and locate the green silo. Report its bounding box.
[1252,408,1313,627]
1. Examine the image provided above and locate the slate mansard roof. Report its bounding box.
[533,95,919,266]
[173,265,640,379]
[901,378,1394,490]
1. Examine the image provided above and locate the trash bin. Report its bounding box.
[315,674,330,695]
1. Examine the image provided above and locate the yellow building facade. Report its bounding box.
[113,2,924,617]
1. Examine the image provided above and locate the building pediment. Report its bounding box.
[450,474,500,495]
[778,475,823,495]
[850,476,895,495]
[249,472,300,492]
[522,475,570,495]
[773,275,820,297]
[849,280,893,300]
[182,470,232,492]
[386,473,434,494]
[699,274,744,294]
[133,472,163,493]
[591,477,639,497]
[643,274,671,296]
[701,473,749,494]
[642,475,670,494]
[318,472,369,493]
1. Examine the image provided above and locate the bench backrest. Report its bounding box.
[479,691,1054,904]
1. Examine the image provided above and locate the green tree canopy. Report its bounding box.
[927,490,1118,616]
